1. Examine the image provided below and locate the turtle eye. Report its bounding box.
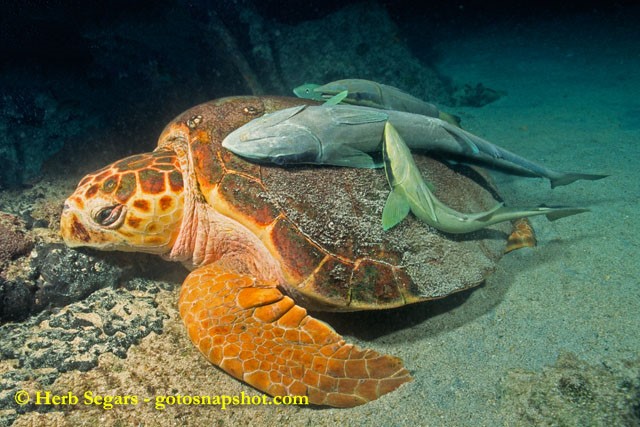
[243,105,264,116]
[94,205,124,227]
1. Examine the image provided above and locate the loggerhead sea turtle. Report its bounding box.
[61,96,520,407]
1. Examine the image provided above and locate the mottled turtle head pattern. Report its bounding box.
[60,150,184,254]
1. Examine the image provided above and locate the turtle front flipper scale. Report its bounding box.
[179,262,412,407]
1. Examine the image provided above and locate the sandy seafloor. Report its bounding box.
[8,10,640,427]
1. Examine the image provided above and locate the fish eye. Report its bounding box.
[94,205,124,227]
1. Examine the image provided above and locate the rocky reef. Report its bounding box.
[0,1,504,189]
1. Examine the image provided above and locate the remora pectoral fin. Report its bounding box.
[382,189,411,230]
[324,146,381,168]
[441,123,481,154]
[323,90,349,106]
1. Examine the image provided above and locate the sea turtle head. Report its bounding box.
[60,150,185,254]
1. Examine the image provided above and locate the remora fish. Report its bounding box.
[294,78,461,126]
[381,122,589,233]
[222,104,607,188]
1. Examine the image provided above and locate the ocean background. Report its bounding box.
[1,1,639,425]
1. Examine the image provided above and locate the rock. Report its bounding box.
[0,212,34,271]
[0,284,172,423]
[32,244,121,310]
[0,243,121,322]
[0,241,179,322]
[0,277,35,321]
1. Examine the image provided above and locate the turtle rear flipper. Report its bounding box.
[179,262,412,407]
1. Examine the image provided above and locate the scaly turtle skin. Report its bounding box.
[61,96,513,407]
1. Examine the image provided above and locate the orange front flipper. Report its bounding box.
[178,263,412,407]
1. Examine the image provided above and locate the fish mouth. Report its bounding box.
[221,142,276,164]
[221,138,256,158]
